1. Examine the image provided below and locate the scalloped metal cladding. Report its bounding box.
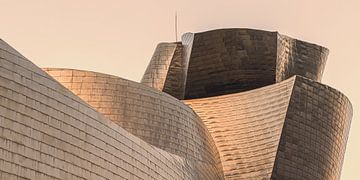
[0,28,352,180]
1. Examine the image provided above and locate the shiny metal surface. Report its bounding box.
[0,28,352,180]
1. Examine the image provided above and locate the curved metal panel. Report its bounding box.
[0,27,351,180]
[43,68,224,178]
[271,76,352,180]
[276,34,328,82]
[141,42,187,99]
[184,29,278,99]
[184,75,352,180]
[0,39,224,179]
[184,77,296,179]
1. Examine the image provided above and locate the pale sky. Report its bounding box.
[1,0,359,179]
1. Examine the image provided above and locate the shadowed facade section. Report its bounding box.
[141,42,187,99]
[276,34,329,82]
[184,29,278,99]
[141,28,329,100]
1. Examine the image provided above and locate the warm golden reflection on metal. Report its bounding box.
[0,28,352,180]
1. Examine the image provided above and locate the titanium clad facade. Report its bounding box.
[0,39,224,179]
[276,34,328,82]
[184,76,352,179]
[184,77,296,179]
[141,42,187,99]
[141,29,329,99]
[43,68,223,176]
[0,27,353,180]
[184,29,278,99]
[271,76,352,180]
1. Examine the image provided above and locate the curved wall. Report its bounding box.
[276,34,328,82]
[141,42,187,99]
[184,76,352,180]
[140,29,329,100]
[271,76,352,180]
[184,77,296,179]
[0,39,224,179]
[184,29,278,99]
[43,68,223,176]
[182,29,329,99]
[0,27,351,180]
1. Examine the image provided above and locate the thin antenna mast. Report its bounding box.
[175,11,178,42]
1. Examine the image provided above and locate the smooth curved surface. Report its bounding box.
[276,34,328,82]
[141,29,329,100]
[184,77,296,179]
[184,75,352,180]
[183,29,328,99]
[271,76,352,180]
[43,68,223,175]
[0,27,352,180]
[184,29,278,99]
[0,39,224,179]
[141,42,187,99]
